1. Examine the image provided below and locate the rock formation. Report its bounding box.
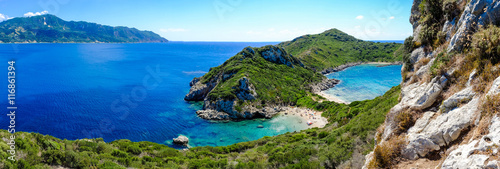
[173,135,189,146]
[363,0,500,168]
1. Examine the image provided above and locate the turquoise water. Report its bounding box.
[324,64,402,103]
[0,42,310,148]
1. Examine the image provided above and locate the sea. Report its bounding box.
[0,42,401,148]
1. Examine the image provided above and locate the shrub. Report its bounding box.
[369,136,406,168]
[471,25,500,64]
[395,111,414,134]
[481,94,500,116]
[126,145,142,155]
[111,149,129,158]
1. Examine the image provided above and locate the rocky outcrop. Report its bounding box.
[448,0,500,52]
[320,62,363,74]
[236,77,257,100]
[402,97,480,160]
[400,76,447,110]
[184,79,216,101]
[259,46,304,68]
[310,78,340,93]
[440,86,475,113]
[442,115,500,168]
[173,135,189,146]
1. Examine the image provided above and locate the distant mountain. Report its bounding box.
[277,29,401,71]
[0,14,167,43]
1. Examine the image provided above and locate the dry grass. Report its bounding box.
[395,111,416,135]
[368,135,407,169]
[481,93,500,116]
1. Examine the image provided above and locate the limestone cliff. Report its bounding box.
[364,0,500,168]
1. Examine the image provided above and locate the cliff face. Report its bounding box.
[364,0,500,168]
[185,46,328,120]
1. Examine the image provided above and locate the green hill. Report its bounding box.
[0,86,400,169]
[278,28,401,71]
[0,14,167,43]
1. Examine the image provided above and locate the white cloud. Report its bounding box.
[24,10,49,17]
[159,28,188,33]
[356,15,364,20]
[0,13,13,22]
[389,16,395,20]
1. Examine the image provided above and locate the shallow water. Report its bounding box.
[324,64,402,103]
[0,42,311,147]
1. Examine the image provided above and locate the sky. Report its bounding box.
[0,0,414,42]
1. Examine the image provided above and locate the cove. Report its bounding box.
[324,64,403,103]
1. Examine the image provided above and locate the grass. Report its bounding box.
[0,86,401,169]
[277,29,402,71]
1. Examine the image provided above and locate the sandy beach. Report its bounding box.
[316,91,350,104]
[280,107,329,128]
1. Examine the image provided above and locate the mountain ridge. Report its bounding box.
[0,14,168,43]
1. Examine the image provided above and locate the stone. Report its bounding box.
[487,76,500,96]
[310,78,340,93]
[260,46,304,68]
[236,77,257,100]
[400,76,445,110]
[442,115,500,168]
[410,47,426,65]
[403,98,480,160]
[440,87,475,114]
[173,135,189,146]
[184,81,215,101]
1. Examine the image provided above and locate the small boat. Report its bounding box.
[307,121,313,125]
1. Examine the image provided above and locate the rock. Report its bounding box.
[236,77,257,100]
[403,97,480,160]
[173,135,189,146]
[310,78,340,92]
[189,77,200,87]
[448,0,500,52]
[410,47,426,65]
[440,87,475,114]
[400,76,445,110]
[442,115,500,168]
[415,58,435,78]
[184,81,216,101]
[257,125,264,128]
[320,62,363,74]
[259,46,304,68]
[487,76,500,96]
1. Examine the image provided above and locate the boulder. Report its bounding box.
[236,77,257,100]
[400,76,445,110]
[173,135,189,146]
[440,86,476,113]
[403,97,480,160]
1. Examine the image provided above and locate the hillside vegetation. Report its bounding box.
[278,29,402,71]
[1,86,400,169]
[0,14,167,43]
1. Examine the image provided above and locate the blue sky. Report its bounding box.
[0,0,413,41]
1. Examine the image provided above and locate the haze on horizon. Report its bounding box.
[0,0,413,42]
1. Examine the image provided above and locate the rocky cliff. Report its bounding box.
[363,0,500,168]
[185,45,332,120]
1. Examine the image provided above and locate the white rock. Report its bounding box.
[410,47,426,65]
[400,76,444,110]
[403,98,480,160]
[440,87,475,114]
[442,115,500,168]
[408,111,435,134]
[487,76,500,96]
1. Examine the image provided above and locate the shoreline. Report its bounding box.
[280,107,328,128]
[316,91,350,104]
[321,61,402,75]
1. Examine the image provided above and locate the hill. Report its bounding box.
[277,28,401,72]
[0,14,167,43]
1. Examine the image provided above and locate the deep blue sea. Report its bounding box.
[0,42,401,148]
[324,64,402,103]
